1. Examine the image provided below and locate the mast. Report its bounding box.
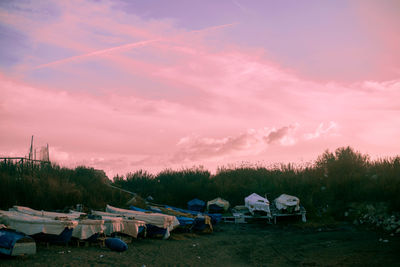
[29,135,34,160]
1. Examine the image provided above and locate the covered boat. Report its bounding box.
[131,206,195,228]
[0,225,36,256]
[165,205,222,225]
[244,193,271,216]
[91,210,146,238]
[0,210,77,244]
[106,205,179,239]
[207,198,230,213]
[187,198,206,212]
[274,194,300,213]
[132,205,213,232]
[11,206,105,240]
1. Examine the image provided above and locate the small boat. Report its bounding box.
[207,197,230,214]
[244,193,271,217]
[0,225,36,256]
[187,198,206,212]
[0,210,77,244]
[12,206,105,241]
[143,205,214,232]
[106,205,179,239]
[91,210,146,238]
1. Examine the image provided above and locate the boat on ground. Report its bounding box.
[91,210,146,238]
[0,210,77,244]
[10,206,105,241]
[244,193,271,217]
[0,225,36,256]
[105,205,179,239]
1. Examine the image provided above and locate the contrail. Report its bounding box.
[190,22,239,34]
[33,39,159,69]
[33,22,238,70]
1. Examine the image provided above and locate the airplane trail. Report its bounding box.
[33,23,238,70]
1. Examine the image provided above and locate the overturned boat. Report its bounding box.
[131,205,213,232]
[91,210,146,238]
[0,210,77,244]
[11,206,105,241]
[0,225,36,256]
[106,205,179,239]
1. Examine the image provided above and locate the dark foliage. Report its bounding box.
[0,160,130,210]
[112,147,400,219]
[1,147,399,219]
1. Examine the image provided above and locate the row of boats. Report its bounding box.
[0,203,221,256]
[0,193,304,256]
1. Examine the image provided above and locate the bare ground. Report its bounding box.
[1,220,399,267]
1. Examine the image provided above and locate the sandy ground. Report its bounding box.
[1,220,399,267]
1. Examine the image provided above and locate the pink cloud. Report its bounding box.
[1,0,400,178]
[304,122,338,140]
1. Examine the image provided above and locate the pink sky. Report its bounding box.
[1,0,399,178]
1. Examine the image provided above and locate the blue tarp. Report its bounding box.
[187,198,206,212]
[0,229,31,256]
[31,227,73,244]
[129,206,149,212]
[165,205,222,225]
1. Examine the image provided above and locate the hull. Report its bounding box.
[0,228,36,256]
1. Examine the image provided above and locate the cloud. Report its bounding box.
[172,125,298,163]
[264,125,298,145]
[1,0,400,177]
[304,122,338,140]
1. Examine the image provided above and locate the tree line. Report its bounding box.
[1,146,399,219]
[113,147,400,219]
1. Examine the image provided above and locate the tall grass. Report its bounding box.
[113,147,400,219]
[1,146,399,219]
[0,161,129,210]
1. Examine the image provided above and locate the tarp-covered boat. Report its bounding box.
[164,205,222,225]
[207,198,230,213]
[187,198,206,212]
[244,193,271,216]
[132,205,213,232]
[131,206,195,227]
[91,210,146,238]
[0,225,36,256]
[274,194,300,213]
[106,205,179,239]
[0,210,77,244]
[11,206,105,240]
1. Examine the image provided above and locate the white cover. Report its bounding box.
[12,206,81,220]
[274,194,300,211]
[92,210,146,238]
[0,210,77,235]
[101,216,124,236]
[106,205,179,238]
[244,193,270,215]
[12,206,105,240]
[71,219,105,240]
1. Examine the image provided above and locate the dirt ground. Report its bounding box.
[1,219,399,267]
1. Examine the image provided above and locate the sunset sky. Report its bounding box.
[1,0,399,178]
